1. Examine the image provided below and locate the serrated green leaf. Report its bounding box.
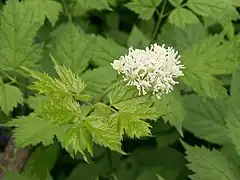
[50,23,94,74]
[23,143,60,180]
[183,94,229,144]
[187,0,239,23]
[76,0,111,11]
[225,96,240,158]
[154,90,184,136]
[169,0,183,7]
[181,35,237,99]
[24,63,87,100]
[111,112,152,139]
[6,115,62,148]
[108,82,139,105]
[127,25,150,48]
[91,36,127,66]
[84,116,124,154]
[61,123,93,159]
[183,143,240,180]
[157,22,207,52]
[125,0,162,20]
[82,65,117,95]
[0,83,23,115]
[25,0,62,26]
[0,0,43,71]
[168,8,200,28]
[230,67,240,97]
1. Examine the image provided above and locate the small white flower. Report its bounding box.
[111,43,185,99]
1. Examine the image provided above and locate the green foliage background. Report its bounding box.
[0,0,240,180]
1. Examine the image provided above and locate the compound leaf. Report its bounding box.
[0,82,23,115]
[125,0,163,20]
[168,8,200,28]
[0,0,43,71]
[183,142,240,180]
[25,0,62,26]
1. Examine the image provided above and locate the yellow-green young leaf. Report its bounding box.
[168,8,200,28]
[60,123,93,160]
[25,0,62,26]
[6,115,61,148]
[50,23,94,74]
[169,0,183,7]
[84,116,124,154]
[91,36,127,66]
[187,0,239,23]
[183,143,240,180]
[154,90,184,136]
[0,0,43,71]
[127,25,150,48]
[125,0,163,20]
[24,64,89,101]
[111,112,152,139]
[23,143,60,180]
[183,94,229,144]
[230,67,240,97]
[0,83,23,115]
[76,0,111,11]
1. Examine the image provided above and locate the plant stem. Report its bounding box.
[152,0,167,41]
[0,69,26,88]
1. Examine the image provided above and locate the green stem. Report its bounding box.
[152,0,167,41]
[0,69,26,88]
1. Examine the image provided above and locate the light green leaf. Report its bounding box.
[183,142,240,180]
[6,115,62,148]
[25,0,62,26]
[84,116,124,154]
[168,8,200,28]
[50,23,94,74]
[61,123,93,159]
[111,112,152,139]
[24,63,87,100]
[23,143,60,180]
[154,90,184,136]
[76,0,111,11]
[0,83,23,115]
[127,25,150,48]
[0,0,43,71]
[169,0,183,7]
[183,94,229,144]
[91,36,127,66]
[187,0,239,23]
[125,0,162,20]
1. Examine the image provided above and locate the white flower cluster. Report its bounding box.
[111,43,185,99]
